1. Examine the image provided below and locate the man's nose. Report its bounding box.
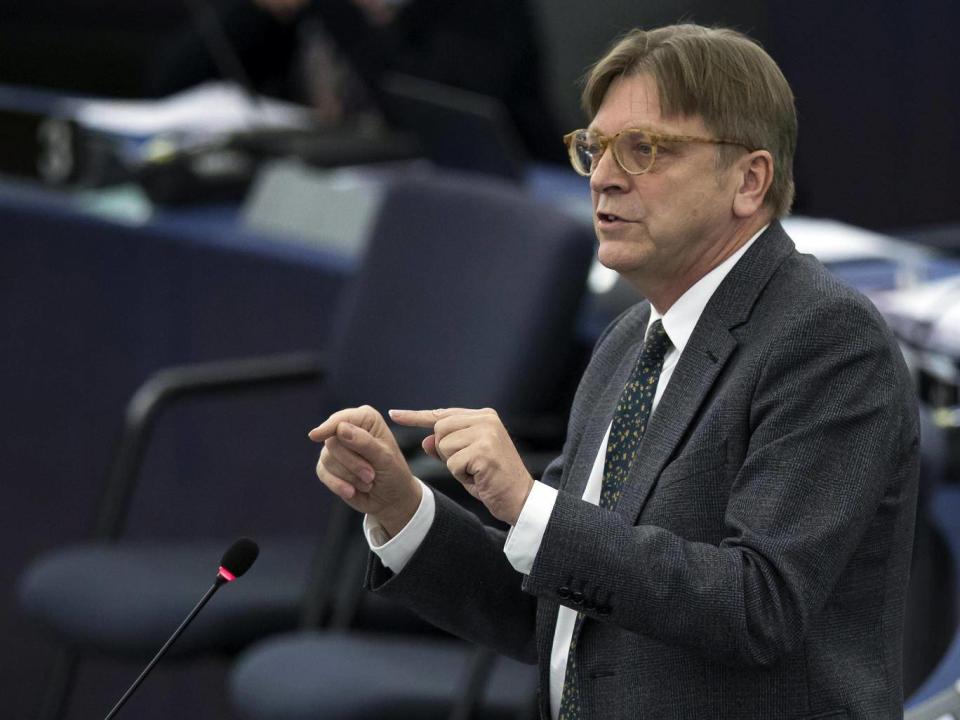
[589,146,630,195]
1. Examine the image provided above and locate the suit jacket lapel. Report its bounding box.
[615,221,796,522]
[615,319,736,521]
[561,305,651,501]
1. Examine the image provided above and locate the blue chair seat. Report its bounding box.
[18,536,314,658]
[906,487,960,712]
[229,632,537,720]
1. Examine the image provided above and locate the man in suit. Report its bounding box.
[308,24,919,719]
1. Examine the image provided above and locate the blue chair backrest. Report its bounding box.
[325,169,595,417]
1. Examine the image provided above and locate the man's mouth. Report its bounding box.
[597,211,631,224]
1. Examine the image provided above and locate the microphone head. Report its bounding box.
[219,537,259,579]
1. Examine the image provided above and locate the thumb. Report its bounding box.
[421,434,441,460]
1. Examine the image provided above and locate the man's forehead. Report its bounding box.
[590,74,660,130]
[589,73,701,135]
[624,74,660,113]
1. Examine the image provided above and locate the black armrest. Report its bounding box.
[95,351,326,539]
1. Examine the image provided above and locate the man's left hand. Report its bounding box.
[389,408,534,525]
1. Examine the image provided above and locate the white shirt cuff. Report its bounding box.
[504,480,558,574]
[363,479,435,574]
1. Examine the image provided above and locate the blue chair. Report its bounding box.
[18,168,593,719]
[905,485,960,717]
[230,633,537,720]
[904,301,960,714]
[907,681,960,720]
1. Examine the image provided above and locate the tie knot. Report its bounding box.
[645,319,672,360]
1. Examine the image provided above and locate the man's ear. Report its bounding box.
[732,150,774,218]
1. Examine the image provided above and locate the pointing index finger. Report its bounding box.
[390,408,476,428]
[308,419,339,442]
[309,406,381,442]
[389,408,444,428]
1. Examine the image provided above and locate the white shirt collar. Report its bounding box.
[648,224,769,353]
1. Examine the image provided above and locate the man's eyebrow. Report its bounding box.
[584,125,678,136]
[637,125,677,136]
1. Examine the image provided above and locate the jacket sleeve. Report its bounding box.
[364,488,540,664]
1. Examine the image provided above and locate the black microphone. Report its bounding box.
[103,538,260,720]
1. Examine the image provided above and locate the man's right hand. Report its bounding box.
[309,406,422,538]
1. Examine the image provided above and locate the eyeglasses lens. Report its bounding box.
[570,130,655,176]
[571,131,598,176]
[613,131,655,174]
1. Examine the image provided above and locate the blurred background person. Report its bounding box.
[148,0,565,162]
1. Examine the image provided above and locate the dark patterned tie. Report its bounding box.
[557,319,672,720]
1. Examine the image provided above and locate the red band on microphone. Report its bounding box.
[218,566,237,582]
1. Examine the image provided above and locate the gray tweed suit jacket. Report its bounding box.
[366,221,920,719]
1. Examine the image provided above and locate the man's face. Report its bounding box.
[589,73,742,295]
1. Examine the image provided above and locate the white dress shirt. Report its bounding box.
[365,227,766,719]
